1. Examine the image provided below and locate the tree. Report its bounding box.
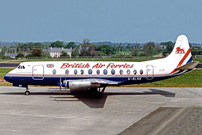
[131,49,138,56]
[88,45,96,57]
[60,51,70,58]
[66,42,76,48]
[71,49,79,57]
[160,41,174,52]
[156,45,161,53]
[42,52,50,58]
[79,39,91,56]
[189,43,192,48]
[79,50,90,56]
[118,43,123,51]
[50,41,65,48]
[166,43,174,52]
[143,42,156,56]
[162,51,170,57]
[25,54,34,58]
[126,44,131,50]
[32,48,42,57]
[15,53,24,58]
[0,46,6,56]
[96,44,116,55]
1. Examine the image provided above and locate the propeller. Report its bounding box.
[59,77,62,91]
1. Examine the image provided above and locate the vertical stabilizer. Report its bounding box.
[168,35,193,74]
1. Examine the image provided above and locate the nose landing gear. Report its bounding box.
[25,87,30,95]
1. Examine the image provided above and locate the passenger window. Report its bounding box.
[22,66,25,69]
[127,69,130,75]
[88,69,93,75]
[52,69,56,75]
[103,69,108,75]
[140,69,143,75]
[74,69,78,75]
[81,69,84,75]
[111,69,115,75]
[96,69,100,75]
[65,69,69,75]
[133,69,137,75]
[120,69,123,75]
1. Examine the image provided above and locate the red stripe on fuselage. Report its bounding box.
[170,48,191,74]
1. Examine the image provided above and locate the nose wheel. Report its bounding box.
[25,90,30,95]
[25,87,30,95]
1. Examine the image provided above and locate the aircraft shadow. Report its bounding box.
[105,89,175,97]
[0,88,175,108]
[50,90,108,108]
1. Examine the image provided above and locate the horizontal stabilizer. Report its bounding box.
[175,61,199,70]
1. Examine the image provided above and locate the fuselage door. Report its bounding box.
[32,65,44,80]
[146,65,154,80]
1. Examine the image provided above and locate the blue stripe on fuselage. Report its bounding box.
[4,75,177,86]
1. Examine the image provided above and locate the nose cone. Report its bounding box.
[4,74,12,83]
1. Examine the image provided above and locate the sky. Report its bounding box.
[0,0,201,43]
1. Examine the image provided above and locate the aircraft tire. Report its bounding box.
[25,91,30,96]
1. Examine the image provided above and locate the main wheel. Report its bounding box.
[25,91,30,96]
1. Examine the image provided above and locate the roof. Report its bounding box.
[4,53,30,58]
[5,53,18,58]
[43,47,72,53]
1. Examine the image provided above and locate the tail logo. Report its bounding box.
[175,47,185,54]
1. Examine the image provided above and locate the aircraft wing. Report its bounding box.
[90,79,121,85]
[63,78,121,89]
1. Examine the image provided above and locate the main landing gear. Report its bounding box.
[25,87,30,95]
[89,87,106,99]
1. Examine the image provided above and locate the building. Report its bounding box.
[4,53,18,58]
[43,47,72,58]
[5,53,30,58]
[159,45,167,49]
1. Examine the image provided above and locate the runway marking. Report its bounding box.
[151,107,187,135]
[184,88,202,97]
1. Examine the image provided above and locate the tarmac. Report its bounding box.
[0,87,202,135]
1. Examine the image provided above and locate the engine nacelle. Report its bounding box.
[65,80,100,90]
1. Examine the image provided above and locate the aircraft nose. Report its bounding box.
[4,74,12,83]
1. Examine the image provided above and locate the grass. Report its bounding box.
[123,69,202,87]
[193,58,202,63]
[0,68,201,87]
[0,68,13,86]
[0,68,13,78]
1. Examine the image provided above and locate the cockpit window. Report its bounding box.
[18,65,25,69]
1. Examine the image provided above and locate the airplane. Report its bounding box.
[4,35,199,98]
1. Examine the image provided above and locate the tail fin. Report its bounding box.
[167,35,194,74]
[168,35,193,67]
